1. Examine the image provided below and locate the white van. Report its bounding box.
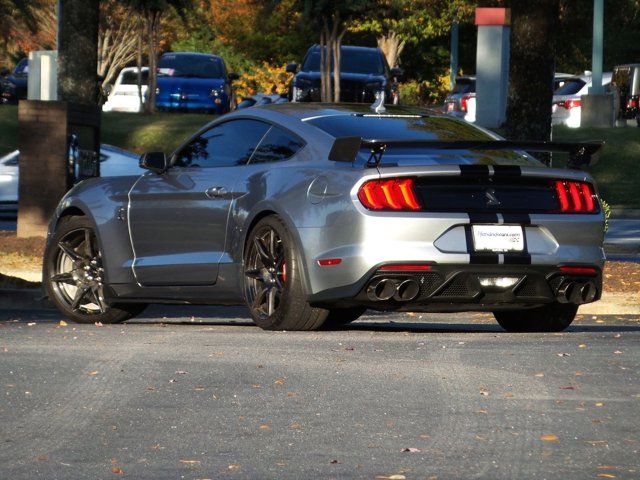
[102,67,149,113]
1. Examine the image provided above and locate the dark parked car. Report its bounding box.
[1,58,28,104]
[43,103,604,333]
[612,64,640,122]
[286,45,402,104]
[156,52,238,114]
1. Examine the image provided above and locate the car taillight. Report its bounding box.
[460,94,472,112]
[554,180,597,213]
[628,97,638,108]
[558,99,581,109]
[358,178,421,211]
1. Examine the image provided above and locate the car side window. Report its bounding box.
[249,126,305,164]
[173,119,270,168]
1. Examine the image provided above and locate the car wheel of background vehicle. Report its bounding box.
[321,307,367,329]
[44,216,147,324]
[493,303,578,332]
[243,216,329,331]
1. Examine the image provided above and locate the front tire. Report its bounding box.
[493,303,578,332]
[243,216,329,331]
[44,216,146,324]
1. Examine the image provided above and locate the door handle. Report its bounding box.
[205,186,228,198]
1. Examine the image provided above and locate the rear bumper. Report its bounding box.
[309,263,602,312]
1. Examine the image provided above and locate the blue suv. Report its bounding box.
[156,52,237,114]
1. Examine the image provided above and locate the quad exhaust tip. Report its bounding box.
[557,281,597,304]
[367,278,420,302]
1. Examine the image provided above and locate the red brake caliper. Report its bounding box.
[281,262,287,283]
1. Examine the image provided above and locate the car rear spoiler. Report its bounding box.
[328,137,604,169]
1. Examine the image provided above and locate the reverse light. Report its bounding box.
[358,178,421,211]
[479,276,520,289]
[554,180,597,213]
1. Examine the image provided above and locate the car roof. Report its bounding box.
[258,102,437,121]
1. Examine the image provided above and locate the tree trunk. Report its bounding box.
[377,31,405,68]
[319,26,330,102]
[145,10,160,114]
[58,0,100,104]
[137,19,144,111]
[505,0,559,144]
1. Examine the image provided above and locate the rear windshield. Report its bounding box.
[307,115,541,166]
[302,49,384,75]
[452,78,475,94]
[554,79,586,95]
[121,70,149,85]
[14,58,28,75]
[158,54,224,79]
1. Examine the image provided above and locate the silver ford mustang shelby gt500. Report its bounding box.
[44,103,605,332]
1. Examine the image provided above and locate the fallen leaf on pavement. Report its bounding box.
[180,459,201,465]
[36,455,49,462]
[58,320,68,326]
[274,378,285,385]
[111,467,124,474]
[479,387,489,396]
[175,371,189,375]
[88,371,99,376]
[534,372,545,377]
[259,424,271,430]
[595,402,605,407]
[401,447,421,453]
[330,459,341,464]
[578,344,586,348]
[560,386,576,390]
[228,464,241,470]
[290,422,301,429]
[94,322,103,327]
[27,322,36,326]
[557,353,571,357]
[540,434,558,442]
[613,350,623,355]
[597,475,616,479]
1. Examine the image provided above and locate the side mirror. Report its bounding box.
[140,152,168,173]
[228,72,239,81]
[286,63,298,74]
[390,67,404,80]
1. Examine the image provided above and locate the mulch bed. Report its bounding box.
[1,231,639,293]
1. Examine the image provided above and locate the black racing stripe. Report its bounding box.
[492,165,522,177]
[501,213,532,225]
[470,253,500,264]
[464,225,474,253]
[503,253,532,265]
[460,164,490,176]
[469,213,499,224]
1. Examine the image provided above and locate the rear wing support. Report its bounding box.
[328,137,604,169]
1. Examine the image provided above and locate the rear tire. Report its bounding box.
[493,303,578,332]
[243,216,329,331]
[44,216,147,324]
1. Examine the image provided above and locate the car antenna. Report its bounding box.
[370,91,386,114]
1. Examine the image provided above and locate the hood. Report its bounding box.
[157,76,226,93]
[6,74,27,88]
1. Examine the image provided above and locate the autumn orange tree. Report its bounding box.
[0,0,55,66]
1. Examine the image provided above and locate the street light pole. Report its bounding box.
[590,0,604,94]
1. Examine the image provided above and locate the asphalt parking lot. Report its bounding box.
[1,306,638,479]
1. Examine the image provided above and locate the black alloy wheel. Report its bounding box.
[44,216,145,324]
[243,216,329,331]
